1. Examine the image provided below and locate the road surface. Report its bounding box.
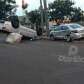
[0,33,84,84]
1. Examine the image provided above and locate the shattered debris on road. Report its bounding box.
[6,33,23,43]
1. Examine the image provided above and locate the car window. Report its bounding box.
[54,28,58,31]
[69,24,82,29]
[60,26,69,30]
[51,26,55,29]
[54,26,60,31]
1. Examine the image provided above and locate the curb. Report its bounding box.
[37,36,50,40]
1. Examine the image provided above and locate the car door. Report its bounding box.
[53,26,62,38]
[59,26,69,38]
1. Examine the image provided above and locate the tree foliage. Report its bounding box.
[71,7,82,21]
[28,10,41,25]
[0,0,16,19]
[49,0,82,21]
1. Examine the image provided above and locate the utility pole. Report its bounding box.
[40,0,44,35]
[43,0,49,36]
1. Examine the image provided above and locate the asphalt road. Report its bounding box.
[0,33,84,84]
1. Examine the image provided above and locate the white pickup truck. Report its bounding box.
[3,21,37,40]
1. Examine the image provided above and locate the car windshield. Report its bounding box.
[69,24,83,29]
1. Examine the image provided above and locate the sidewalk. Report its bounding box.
[37,35,50,40]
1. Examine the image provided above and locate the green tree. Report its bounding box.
[28,10,41,25]
[26,10,44,35]
[49,0,82,21]
[49,0,74,20]
[0,0,16,19]
[71,7,82,22]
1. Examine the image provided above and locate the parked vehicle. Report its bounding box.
[50,23,84,42]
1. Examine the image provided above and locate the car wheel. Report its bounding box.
[65,35,72,42]
[31,36,37,41]
[50,35,55,41]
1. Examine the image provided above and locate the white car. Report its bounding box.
[3,21,37,40]
[50,23,84,42]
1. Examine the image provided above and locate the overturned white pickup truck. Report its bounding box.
[3,21,37,40]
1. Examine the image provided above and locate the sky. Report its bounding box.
[16,0,84,16]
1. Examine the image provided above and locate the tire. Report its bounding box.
[50,35,55,41]
[30,36,37,41]
[65,35,72,42]
[10,16,19,29]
